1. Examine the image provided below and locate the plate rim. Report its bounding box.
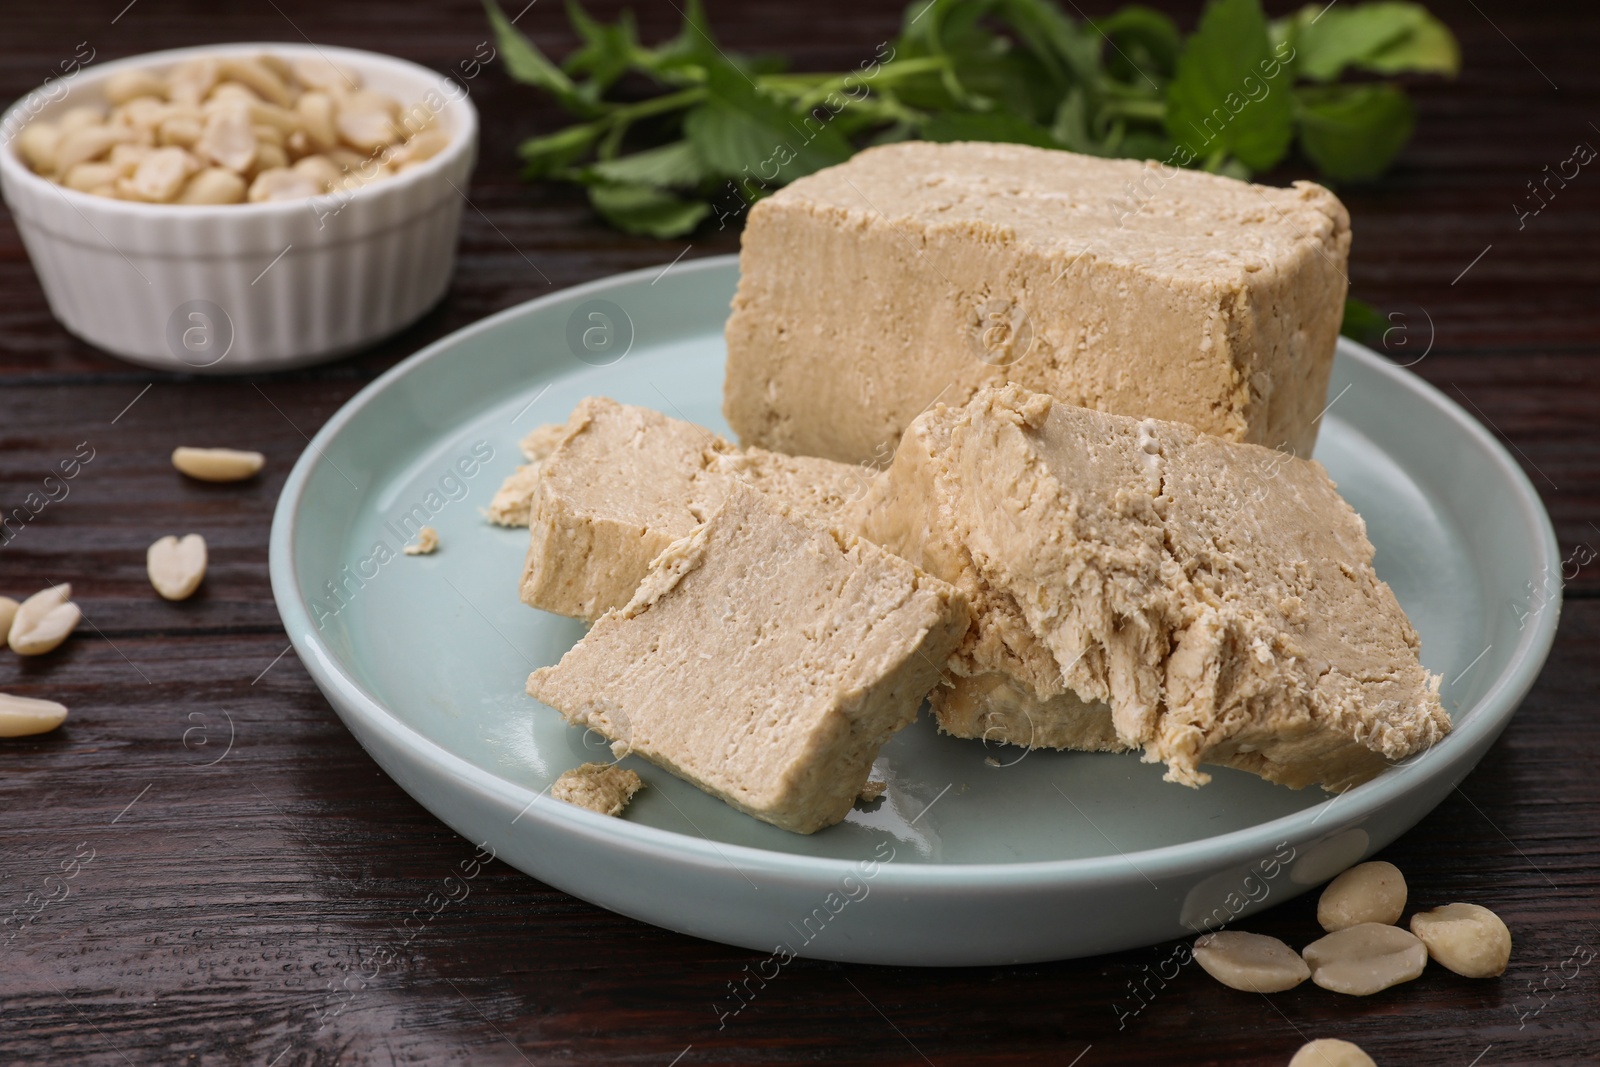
[269,253,1562,886]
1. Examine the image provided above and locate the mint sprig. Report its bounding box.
[489,0,1458,237]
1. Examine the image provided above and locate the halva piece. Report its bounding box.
[551,762,644,817]
[939,385,1448,790]
[526,484,968,834]
[520,396,878,620]
[724,141,1350,464]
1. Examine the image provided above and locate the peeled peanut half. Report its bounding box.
[55,124,136,175]
[0,596,17,639]
[295,91,338,151]
[1409,903,1512,978]
[1193,931,1311,993]
[1302,922,1428,996]
[10,583,68,635]
[391,129,449,168]
[1319,861,1407,931]
[177,167,247,205]
[291,55,361,93]
[248,167,320,203]
[291,153,342,191]
[108,142,153,179]
[58,105,105,133]
[128,147,201,202]
[9,584,81,656]
[104,68,168,107]
[196,106,258,173]
[167,56,220,107]
[335,89,399,151]
[18,122,63,173]
[172,447,264,482]
[12,603,82,656]
[159,114,204,149]
[64,162,120,193]
[1288,1039,1375,1067]
[114,96,171,132]
[148,534,208,601]
[0,693,69,738]
[218,56,294,108]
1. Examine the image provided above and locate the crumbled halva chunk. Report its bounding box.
[485,421,569,528]
[527,483,968,834]
[486,463,545,528]
[520,421,569,463]
[551,762,644,817]
[402,526,439,555]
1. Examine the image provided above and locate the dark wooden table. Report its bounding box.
[2,2,1596,1064]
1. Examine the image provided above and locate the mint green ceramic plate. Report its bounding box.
[269,255,1560,965]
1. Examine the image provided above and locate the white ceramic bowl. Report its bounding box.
[0,42,478,372]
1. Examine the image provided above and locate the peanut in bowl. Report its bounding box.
[0,42,479,372]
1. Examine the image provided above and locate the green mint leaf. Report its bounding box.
[1284,2,1445,81]
[485,0,589,113]
[891,2,1064,120]
[921,109,1060,147]
[582,141,708,188]
[1214,157,1252,179]
[745,54,791,77]
[1295,83,1415,180]
[1341,297,1388,343]
[587,183,711,237]
[1050,88,1093,152]
[1116,129,1179,161]
[993,0,1103,91]
[683,58,852,182]
[895,0,998,110]
[870,120,919,146]
[563,1,638,93]
[1092,5,1182,82]
[518,123,603,178]
[1166,0,1295,171]
[953,39,1069,124]
[1362,9,1460,76]
[651,0,720,73]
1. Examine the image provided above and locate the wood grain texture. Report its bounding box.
[2,1,1597,1064]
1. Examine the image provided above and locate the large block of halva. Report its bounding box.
[526,483,968,834]
[724,141,1350,465]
